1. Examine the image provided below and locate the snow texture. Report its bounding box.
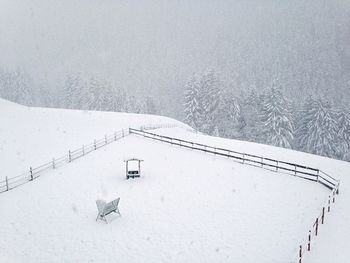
[1,99,349,262]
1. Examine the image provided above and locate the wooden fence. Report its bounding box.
[292,185,339,263]
[0,123,340,261]
[129,128,340,191]
[129,128,340,262]
[0,123,180,194]
[0,129,128,193]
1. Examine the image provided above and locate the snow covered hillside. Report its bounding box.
[0,99,349,263]
[0,98,186,180]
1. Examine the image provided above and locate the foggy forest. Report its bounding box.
[1,0,350,161]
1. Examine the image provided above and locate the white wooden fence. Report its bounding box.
[128,128,340,263]
[129,128,340,191]
[0,123,180,193]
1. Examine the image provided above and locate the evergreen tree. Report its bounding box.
[83,77,114,111]
[198,70,222,134]
[259,85,294,148]
[64,74,83,109]
[144,96,158,115]
[240,89,261,142]
[215,90,242,138]
[296,97,339,158]
[0,68,33,105]
[184,76,201,129]
[335,108,350,160]
[125,95,143,113]
[108,86,126,112]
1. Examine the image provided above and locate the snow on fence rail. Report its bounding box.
[129,128,340,263]
[0,123,180,194]
[129,128,340,191]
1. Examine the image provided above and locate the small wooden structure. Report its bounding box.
[124,158,143,179]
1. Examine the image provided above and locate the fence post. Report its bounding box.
[214,148,217,155]
[299,245,302,263]
[5,176,9,191]
[114,131,117,141]
[317,170,319,182]
[308,230,311,251]
[261,157,263,167]
[328,196,331,212]
[52,158,56,169]
[333,191,335,203]
[321,207,325,224]
[315,218,319,236]
[30,167,33,181]
[82,145,85,156]
[105,135,107,145]
[69,150,72,162]
[276,160,278,171]
[294,165,297,176]
[94,139,97,150]
[242,154,245,164]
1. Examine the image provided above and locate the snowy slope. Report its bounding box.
[0,133,329,263]
[154,128,350,263]
[0,98,187,180]
[0,99,349,263]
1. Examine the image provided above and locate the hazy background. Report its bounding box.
[1,0,350,160]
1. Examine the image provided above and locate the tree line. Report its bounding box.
[184,71,350,162]
[0,68,160,115]
[1,66,349,162]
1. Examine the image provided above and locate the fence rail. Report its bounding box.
[0,129,129,193]
[0,123,341,262]
[0,123,181,194]
[292,186,339,263]
[129,128,340,191]
[129,128,340,263]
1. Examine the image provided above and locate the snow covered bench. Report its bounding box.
[96,198,121,223]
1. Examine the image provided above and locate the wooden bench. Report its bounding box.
[96,197,121,223]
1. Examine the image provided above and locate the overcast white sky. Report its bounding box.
[1,0,349,112]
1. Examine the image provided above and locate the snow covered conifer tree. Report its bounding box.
[0,68,33,105]
[215,90,242,138]
[335,108,350,160]
[125,95,142,113]
[259,84,294,148]
[296,97,339,158]
[240,89,261,142]
[199,70,222,134]
[144,96,158,115]
[83,77,114,111]
[64,74,83,109]
[184,75,201,130]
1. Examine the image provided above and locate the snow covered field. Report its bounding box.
[0,134,329,263]
[0,98,186,180]
[0,99,349,262]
